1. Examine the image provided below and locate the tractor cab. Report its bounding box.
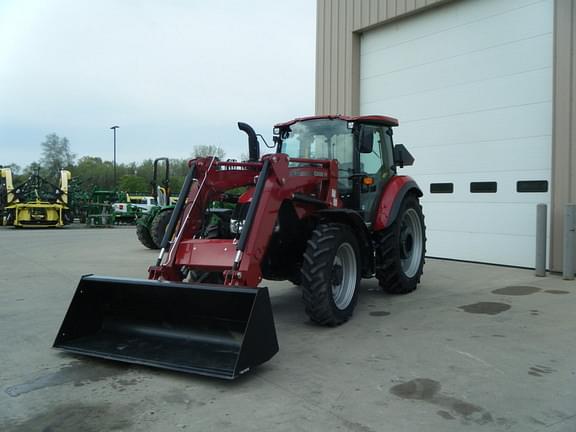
[273,115,409,222]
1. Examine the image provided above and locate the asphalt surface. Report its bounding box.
[0,225,575,432]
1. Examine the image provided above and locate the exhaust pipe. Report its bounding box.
[237,122,260,162]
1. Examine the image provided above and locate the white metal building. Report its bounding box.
[315,0,576,271]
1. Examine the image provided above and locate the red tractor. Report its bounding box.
[54,115,425,379]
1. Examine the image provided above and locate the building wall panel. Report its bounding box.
[359,0,553,267]
[551,0,576,271]
[315,0,455,115]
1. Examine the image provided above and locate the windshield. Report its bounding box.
[281,119,354,166]
[281,119,356,192]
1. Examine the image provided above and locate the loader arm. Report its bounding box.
[230,154,339,286]
[151,154,339,287]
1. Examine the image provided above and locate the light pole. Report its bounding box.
[110,125,119,189]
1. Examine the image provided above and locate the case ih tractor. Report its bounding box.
[54,115,425,379]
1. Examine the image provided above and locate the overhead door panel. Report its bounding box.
[360,0,553,267]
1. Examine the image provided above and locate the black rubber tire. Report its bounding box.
[376,194,426,294]
[301,223,361,326]
[150,209,174,248]
[136,223,157,249]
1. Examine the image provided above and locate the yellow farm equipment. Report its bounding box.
[0,168,72,228]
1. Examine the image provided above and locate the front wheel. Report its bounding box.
[376,194,425,294]
[136,223,157,249]
[301,223,361,326]
[150,208,174,247]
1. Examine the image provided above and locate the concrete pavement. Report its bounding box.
[0,226,575,432]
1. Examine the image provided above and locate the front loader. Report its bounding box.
[54,115,425,379]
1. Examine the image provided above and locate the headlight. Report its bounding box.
[230,219,244,234]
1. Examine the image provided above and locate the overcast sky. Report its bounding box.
[0,0,317,168]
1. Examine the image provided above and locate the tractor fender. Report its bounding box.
[313,208,374,277]
[373,176,422,231]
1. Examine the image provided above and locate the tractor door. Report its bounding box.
[357,125,395,223]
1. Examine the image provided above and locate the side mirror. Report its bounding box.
[358,128,374,153]
[393,144,415,168]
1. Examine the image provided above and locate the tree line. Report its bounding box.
[4,134,227,196]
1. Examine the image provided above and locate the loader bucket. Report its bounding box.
[53,275,279,379]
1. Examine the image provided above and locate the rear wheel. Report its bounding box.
[301,223,360,326]
[150,209,174,248]
[136,223,157,249]
[376,194,425,294]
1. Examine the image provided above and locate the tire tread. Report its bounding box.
[136,223,158,249]
[301,223,359,326]
[150,209,174,248]
[375,196,426,294]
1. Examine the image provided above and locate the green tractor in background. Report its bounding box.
[85,189,117,227]
[136,158,175,249]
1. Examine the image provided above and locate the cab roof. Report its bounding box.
[274,114,399,128]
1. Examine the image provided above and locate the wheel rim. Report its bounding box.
[331,243,357,310]
[399,208,423,278]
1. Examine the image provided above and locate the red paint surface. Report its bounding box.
[150,155,339,287]
[373,175,418,231]
[274,114,399,128]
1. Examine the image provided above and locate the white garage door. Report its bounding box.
[360,0,553,267]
